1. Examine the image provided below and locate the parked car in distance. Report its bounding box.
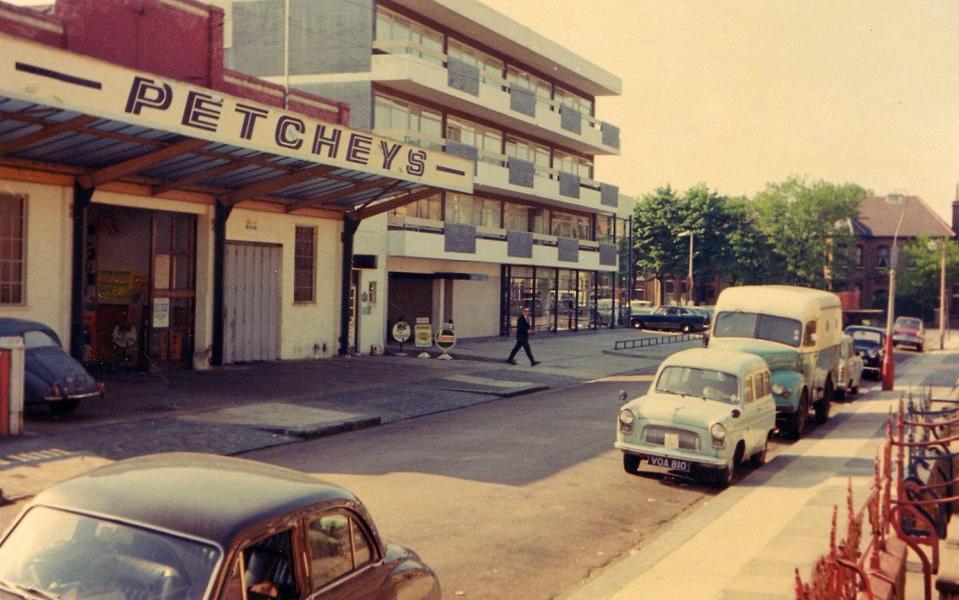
[893,316,925,352]
[630,300,654,314]
[0,317,102,415]
[630,305,709,333]
[0,453,441,600]
[616,348,776,488]
[845,325,885,379]
[836,334,863,401]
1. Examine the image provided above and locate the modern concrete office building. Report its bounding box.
[227,0,624,350]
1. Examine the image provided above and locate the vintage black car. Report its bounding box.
[0,453,441,600]
[630,306,709,333]
[844,325,886,378]
[0,317,101,414]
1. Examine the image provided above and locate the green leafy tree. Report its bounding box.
[752,177,867,289]
[632,186,686,295]
[896,236,959,322]
[721,197,780,285]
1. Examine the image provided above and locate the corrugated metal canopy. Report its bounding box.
[0,94,437,218]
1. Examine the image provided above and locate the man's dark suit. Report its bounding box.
[507,313,537,365]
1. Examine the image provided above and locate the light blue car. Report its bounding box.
[615,348,776,488]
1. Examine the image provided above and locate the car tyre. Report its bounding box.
[623,453,640,475]
[682,324,691,334]
[917,343,924,353]
[749,434,769,468]
[814,380,832,424]
[785,390,809,440]
[632,320,641,329]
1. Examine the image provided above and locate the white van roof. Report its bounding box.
[715,285,842,315]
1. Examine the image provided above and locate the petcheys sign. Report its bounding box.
[0,33,472,193]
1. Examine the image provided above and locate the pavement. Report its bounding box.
[0,326,694,501]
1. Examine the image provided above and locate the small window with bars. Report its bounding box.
[0,194,25,305]
[294,226,316,303]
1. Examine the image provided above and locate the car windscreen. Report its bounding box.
[0,506,220,600]
[712,311,802,347]
[22,330,60,349]
[655,366,739,404]
[848,330,882,344]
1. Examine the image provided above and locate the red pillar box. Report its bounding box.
[0,336,24,436]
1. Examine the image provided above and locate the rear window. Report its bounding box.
[848,329,882,344]
[22,330,60,349]
[895,318,922,329]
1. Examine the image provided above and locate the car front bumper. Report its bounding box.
[615,441,728,470]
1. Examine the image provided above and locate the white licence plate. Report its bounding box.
[645,455,691,472]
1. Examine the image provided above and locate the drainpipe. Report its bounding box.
[339,215,360,355]
[211,199,233,366]
[70,182,94,360]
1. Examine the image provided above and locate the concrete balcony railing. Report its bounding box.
[386,214,618,271]
[370,46,620,156]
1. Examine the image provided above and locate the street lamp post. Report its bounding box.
[930,239,947,350]
[882,199,908,390]
[677,231,694,305]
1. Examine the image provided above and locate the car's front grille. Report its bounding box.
[643,426,700,451]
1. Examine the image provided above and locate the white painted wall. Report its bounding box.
[355,213,390,354]
[226,208,342,360]
[0,178,72,344]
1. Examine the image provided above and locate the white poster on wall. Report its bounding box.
[153,297,170,328]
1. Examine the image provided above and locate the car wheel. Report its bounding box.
[835,385,846,402]
[814,380,832,424]
[749,434,769,468]
[851,382,859,394]
[682,324,691,333]
[48,399,79,416]
[623,453,640,475]
[785,390,809,440]
[917,343,924,353]
[636,321,645,330]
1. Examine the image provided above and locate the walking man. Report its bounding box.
[507,307,540,366]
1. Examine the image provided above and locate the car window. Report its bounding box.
[751,374,763,401]
[713,311,802,347]
[0,505,219,600]
[306,510,374,590]
[656,366,739,404]
[742,375,754,403]
[802,321,817,347]
[848,329,882,344]
[233,530,298,600]
[896,318,922,329]
[22,330,60,349]
[761,372,771,397]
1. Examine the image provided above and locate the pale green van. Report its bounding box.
[616,347,776,488]
[707,285,843,440]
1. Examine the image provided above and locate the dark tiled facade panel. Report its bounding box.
[507,231,534,258]
[447,57,480,96]
[444,222,477,253]
[558,171,580,198]
[557,237,579,262]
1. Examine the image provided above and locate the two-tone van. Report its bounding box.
[707,285,843,439]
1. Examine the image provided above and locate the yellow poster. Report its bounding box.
[97,270,133,303]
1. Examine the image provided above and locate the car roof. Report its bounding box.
[716,285,842,314]
[662,348,768,374]
[29,453,359,548]
[845,325,885,333]
[0,317,56,337]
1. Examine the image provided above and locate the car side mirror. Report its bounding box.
[731,409,741,418]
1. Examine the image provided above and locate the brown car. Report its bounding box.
[0,453,440,600]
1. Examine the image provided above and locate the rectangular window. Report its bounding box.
[555,86,595,116]
[0,194,25,305]
[503,203,530,232]
[374,94,443,150]
[294,226,316,303]
[446,116,503,164]
[448,38,504,85]
[505,135,550,176]
[553,149,594,179]
[445,193,500,227]
[391,194,442,221]
[375,6,444,64]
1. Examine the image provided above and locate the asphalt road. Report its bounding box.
[0,350,921,600]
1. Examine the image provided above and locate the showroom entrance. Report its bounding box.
[82,205,196,371]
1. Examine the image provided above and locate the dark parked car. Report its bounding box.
[892,316,925,352]
[844,325,886,378]
[0,317,101,414]
[630,306,709,333]
[0,453,441,600]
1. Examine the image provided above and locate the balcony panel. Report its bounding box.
[371,53,619,156]
[386,219,615,271]
[474,161,608,214]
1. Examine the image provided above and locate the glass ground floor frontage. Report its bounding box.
[500,266,618,335]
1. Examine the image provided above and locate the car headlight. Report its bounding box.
[771,383,790,398]
[868,350,878,358]
[618,409,635,434]
[709,423,726,448]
